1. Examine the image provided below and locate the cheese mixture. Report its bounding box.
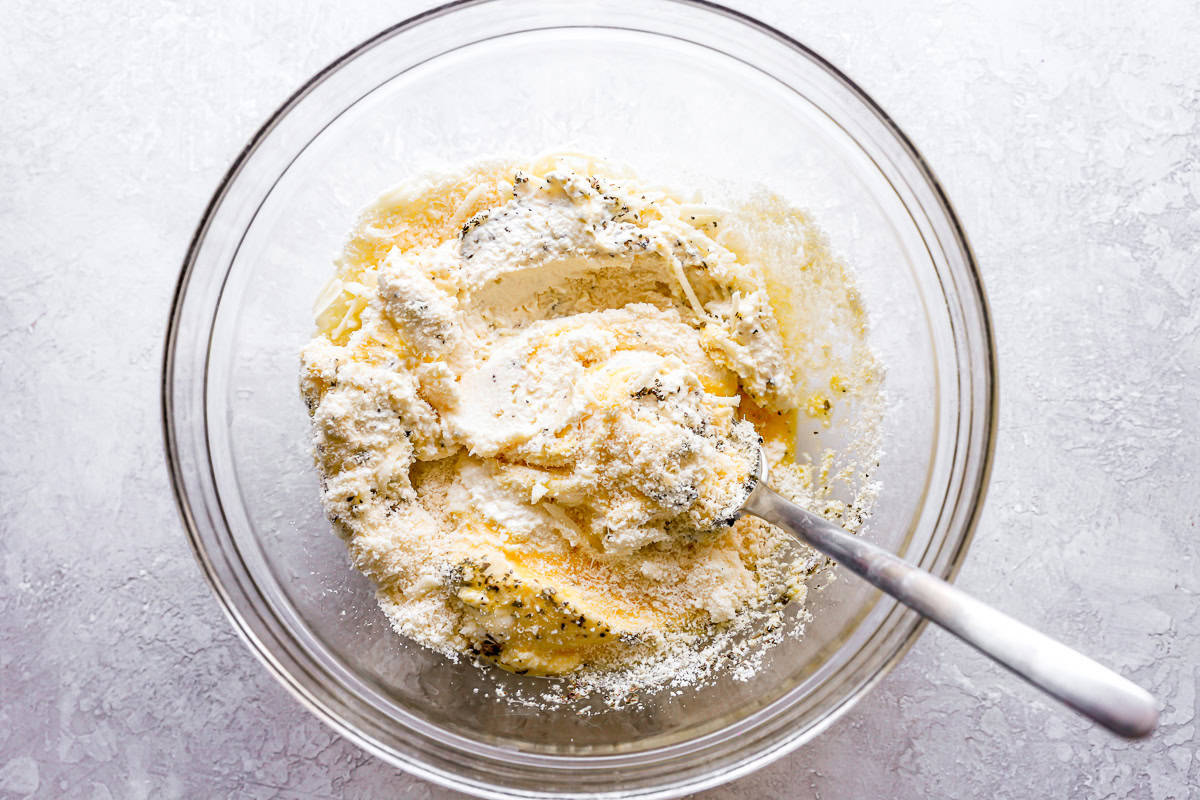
[300,154,870,679]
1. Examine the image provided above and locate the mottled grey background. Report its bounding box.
[2,0,1197,797]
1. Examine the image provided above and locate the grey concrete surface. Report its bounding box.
[1,0,1197,797]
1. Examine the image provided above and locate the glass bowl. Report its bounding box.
[162,1,996,797]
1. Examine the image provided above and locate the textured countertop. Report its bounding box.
[2,0,1197,797]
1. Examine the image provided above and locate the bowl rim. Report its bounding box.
[161,0,998,796]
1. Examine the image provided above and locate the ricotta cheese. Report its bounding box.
[299,155,863,680]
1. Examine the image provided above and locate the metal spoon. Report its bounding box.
[731,446,1159,738]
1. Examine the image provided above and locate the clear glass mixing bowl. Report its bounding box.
[162,1,996,796]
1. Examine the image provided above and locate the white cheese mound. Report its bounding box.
[298,154,881,691]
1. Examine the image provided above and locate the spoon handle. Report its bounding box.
[743,484,1158,738]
